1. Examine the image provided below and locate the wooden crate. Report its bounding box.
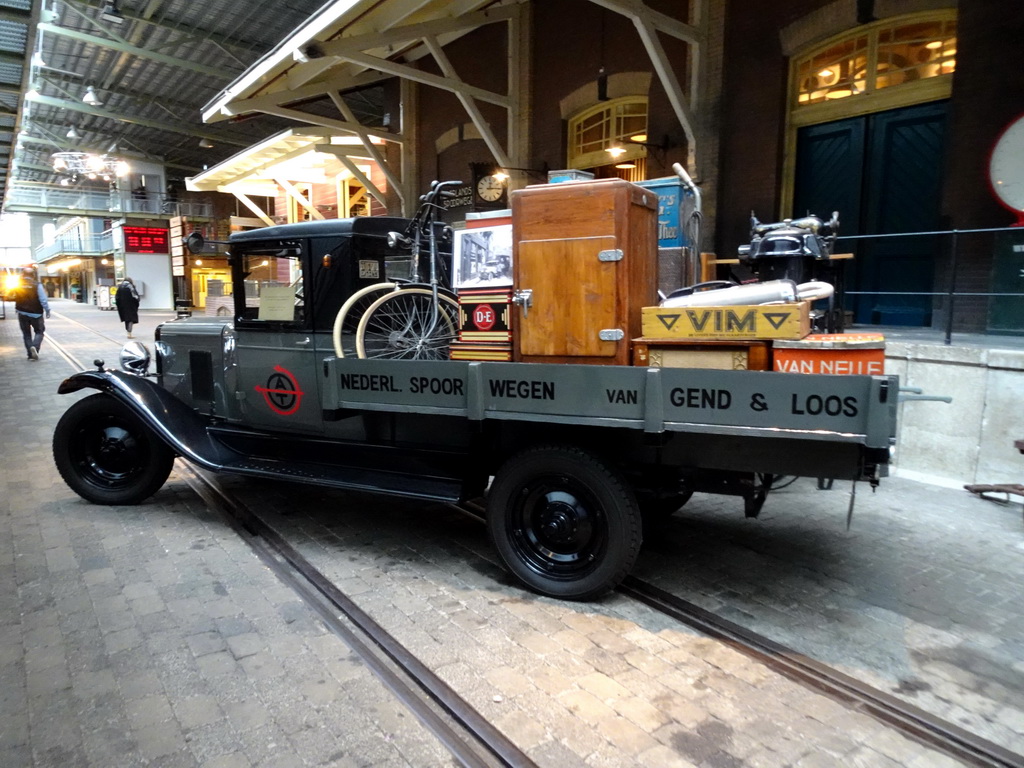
[632,339,771,370]
[641,301,811,340]
[511,179,658,366]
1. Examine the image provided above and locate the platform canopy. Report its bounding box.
[199,0,704,216]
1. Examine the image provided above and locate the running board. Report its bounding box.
[213,456,463,502]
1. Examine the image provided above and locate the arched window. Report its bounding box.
[791,11,956,113]
[567,97,648,171]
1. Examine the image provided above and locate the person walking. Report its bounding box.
[115,276,140,338]
[13,266,50,360]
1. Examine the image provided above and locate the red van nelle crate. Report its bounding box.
[773,333,885,375]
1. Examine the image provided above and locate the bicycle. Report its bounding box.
[331,180,463,360]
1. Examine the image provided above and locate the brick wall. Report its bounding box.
[715,0,1024,332]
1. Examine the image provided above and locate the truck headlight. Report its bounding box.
[119,341,151,376]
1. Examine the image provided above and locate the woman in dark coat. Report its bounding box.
[115,276,140,338]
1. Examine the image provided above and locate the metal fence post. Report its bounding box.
[945,229,958,345]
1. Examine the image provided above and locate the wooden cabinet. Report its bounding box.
[511,179,658,365]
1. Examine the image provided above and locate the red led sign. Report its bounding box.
[123,226,169,254]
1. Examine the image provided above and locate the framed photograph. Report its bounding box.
[453,224,513,289]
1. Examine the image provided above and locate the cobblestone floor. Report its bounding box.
[2,298,1022,767]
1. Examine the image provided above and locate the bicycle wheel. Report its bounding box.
[332,282,398,357]
[356,288,459,360]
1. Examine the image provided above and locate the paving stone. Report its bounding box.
[7,306,1024,768]
[636,743,700,768]
[174,694,225,731]
[226,632,265,660]
[127,693,176,729]
[135,720,186,761]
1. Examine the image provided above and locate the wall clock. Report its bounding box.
[476,174,506,203]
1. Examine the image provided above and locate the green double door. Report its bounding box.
[794,101,949,326]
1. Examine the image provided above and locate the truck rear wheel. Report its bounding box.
[487,445,642,600]
[53,394,175,505]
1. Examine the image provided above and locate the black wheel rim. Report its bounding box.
[68,413,151,490]
[507,475,607,580]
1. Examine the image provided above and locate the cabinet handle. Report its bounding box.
[512,289,533,317]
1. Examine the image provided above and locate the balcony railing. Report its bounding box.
[35,231,115,262]
[4,186,213,218]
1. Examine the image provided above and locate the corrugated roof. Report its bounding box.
[1,0,385,210]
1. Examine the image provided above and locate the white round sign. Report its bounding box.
[990,114,1024,224]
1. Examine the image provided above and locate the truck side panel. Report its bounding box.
[322,359,897,448]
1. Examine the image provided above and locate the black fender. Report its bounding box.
[58,370,241,471]
[57,370,465,502]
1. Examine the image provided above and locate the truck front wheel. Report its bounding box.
[53,394,175,505]
[487,445,642,600]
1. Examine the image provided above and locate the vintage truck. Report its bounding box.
[52,208,898,600]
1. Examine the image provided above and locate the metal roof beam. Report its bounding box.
[63,0,265,59]
[25,93,253,147]
[36,22,237,79]
[13,161,56,173]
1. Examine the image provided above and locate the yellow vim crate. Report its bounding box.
[641,301,811,341]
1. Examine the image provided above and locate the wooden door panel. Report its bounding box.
[793,102,948,326]
[517,236,619,357]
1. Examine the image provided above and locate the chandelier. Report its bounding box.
[51,151,130,185]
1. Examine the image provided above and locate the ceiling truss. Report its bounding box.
[199,0,705,218]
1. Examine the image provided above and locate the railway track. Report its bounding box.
[43,313,1024,767]
[454,498,1022,766]
[46,325,537,768]
[618,578,1024,768]
[180,466,537,768]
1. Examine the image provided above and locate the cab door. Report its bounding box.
[233,240,324,435]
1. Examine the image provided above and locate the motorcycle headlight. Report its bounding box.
[119,341,151,376]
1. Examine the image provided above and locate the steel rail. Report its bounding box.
[44,330,535,768]
[179,467,537,768]
[619,577,1024,768]
[455,502,1023,767]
